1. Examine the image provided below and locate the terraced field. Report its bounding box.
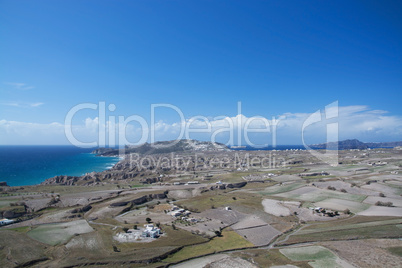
[162,228,254,264]
[275,186,367,202]
[314,198,370,213]
[27,220,94,245]
[279,217,402,245]
[280,245,354,268]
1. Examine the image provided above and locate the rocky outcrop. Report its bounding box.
[140,177,161,184]
[131,195,150,205]
[109,201,129,207]
[299,172,329,177]
[226,182,247,188]
[71,205,92,213]
[2,210,25,219]
[41,175,81,186]
[110,192,168,207]
[210,184,226,190]
[209,182,247,190]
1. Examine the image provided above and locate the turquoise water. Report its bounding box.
[0,146,121,186]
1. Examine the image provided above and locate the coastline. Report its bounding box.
[0,146,123,187]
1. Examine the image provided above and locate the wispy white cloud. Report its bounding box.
[4,82,35,90]
[1,105,402,145]
[30,102,44,107]
[1,102,44,108]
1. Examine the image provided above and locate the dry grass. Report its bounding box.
[280,222,402,246]
[232,248,311,268]
[162,228,254,263]
[0,230,48,267]
[176,190,263,212]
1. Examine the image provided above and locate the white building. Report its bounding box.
[0,218,13,226]
[142,224,162,238]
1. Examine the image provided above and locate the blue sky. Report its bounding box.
[1,0,402,146]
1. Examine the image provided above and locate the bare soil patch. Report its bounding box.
[262,199,292,216]
[321,239,402,268]
[235,224,281,246]
[27,219,94,245]
[272,175,301,182]
[208,256,258,268]
[358,206,402,217]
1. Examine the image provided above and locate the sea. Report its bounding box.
[0,146,121,187]
[0,144,306,187]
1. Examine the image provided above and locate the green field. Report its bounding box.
[163,229,254,263]
[387,246,402,257]
[280,245,348,268]
[281,222,402,245]
[260,182,304,195]
[298,218,401,235]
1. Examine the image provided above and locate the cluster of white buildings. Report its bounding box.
[0,218,13,226]
[169,206,191,217]
[169,206,199,223]
[114,224,162,242]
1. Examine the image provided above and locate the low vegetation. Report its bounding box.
[162,228,254,263]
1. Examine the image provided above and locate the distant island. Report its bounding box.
[310,139,402,150]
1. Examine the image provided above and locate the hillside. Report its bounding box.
[93,139,230,156]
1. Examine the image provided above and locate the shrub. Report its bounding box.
[214,230,222,237]
[344,208,351,214]
[146,217,152,223]
[327,186,336,191]
[375,201,393,207]
[134,224,137,230]
[379,193,386,197]
[232,197,237,200]
[340,189,347,193]
[122,227,129,233]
